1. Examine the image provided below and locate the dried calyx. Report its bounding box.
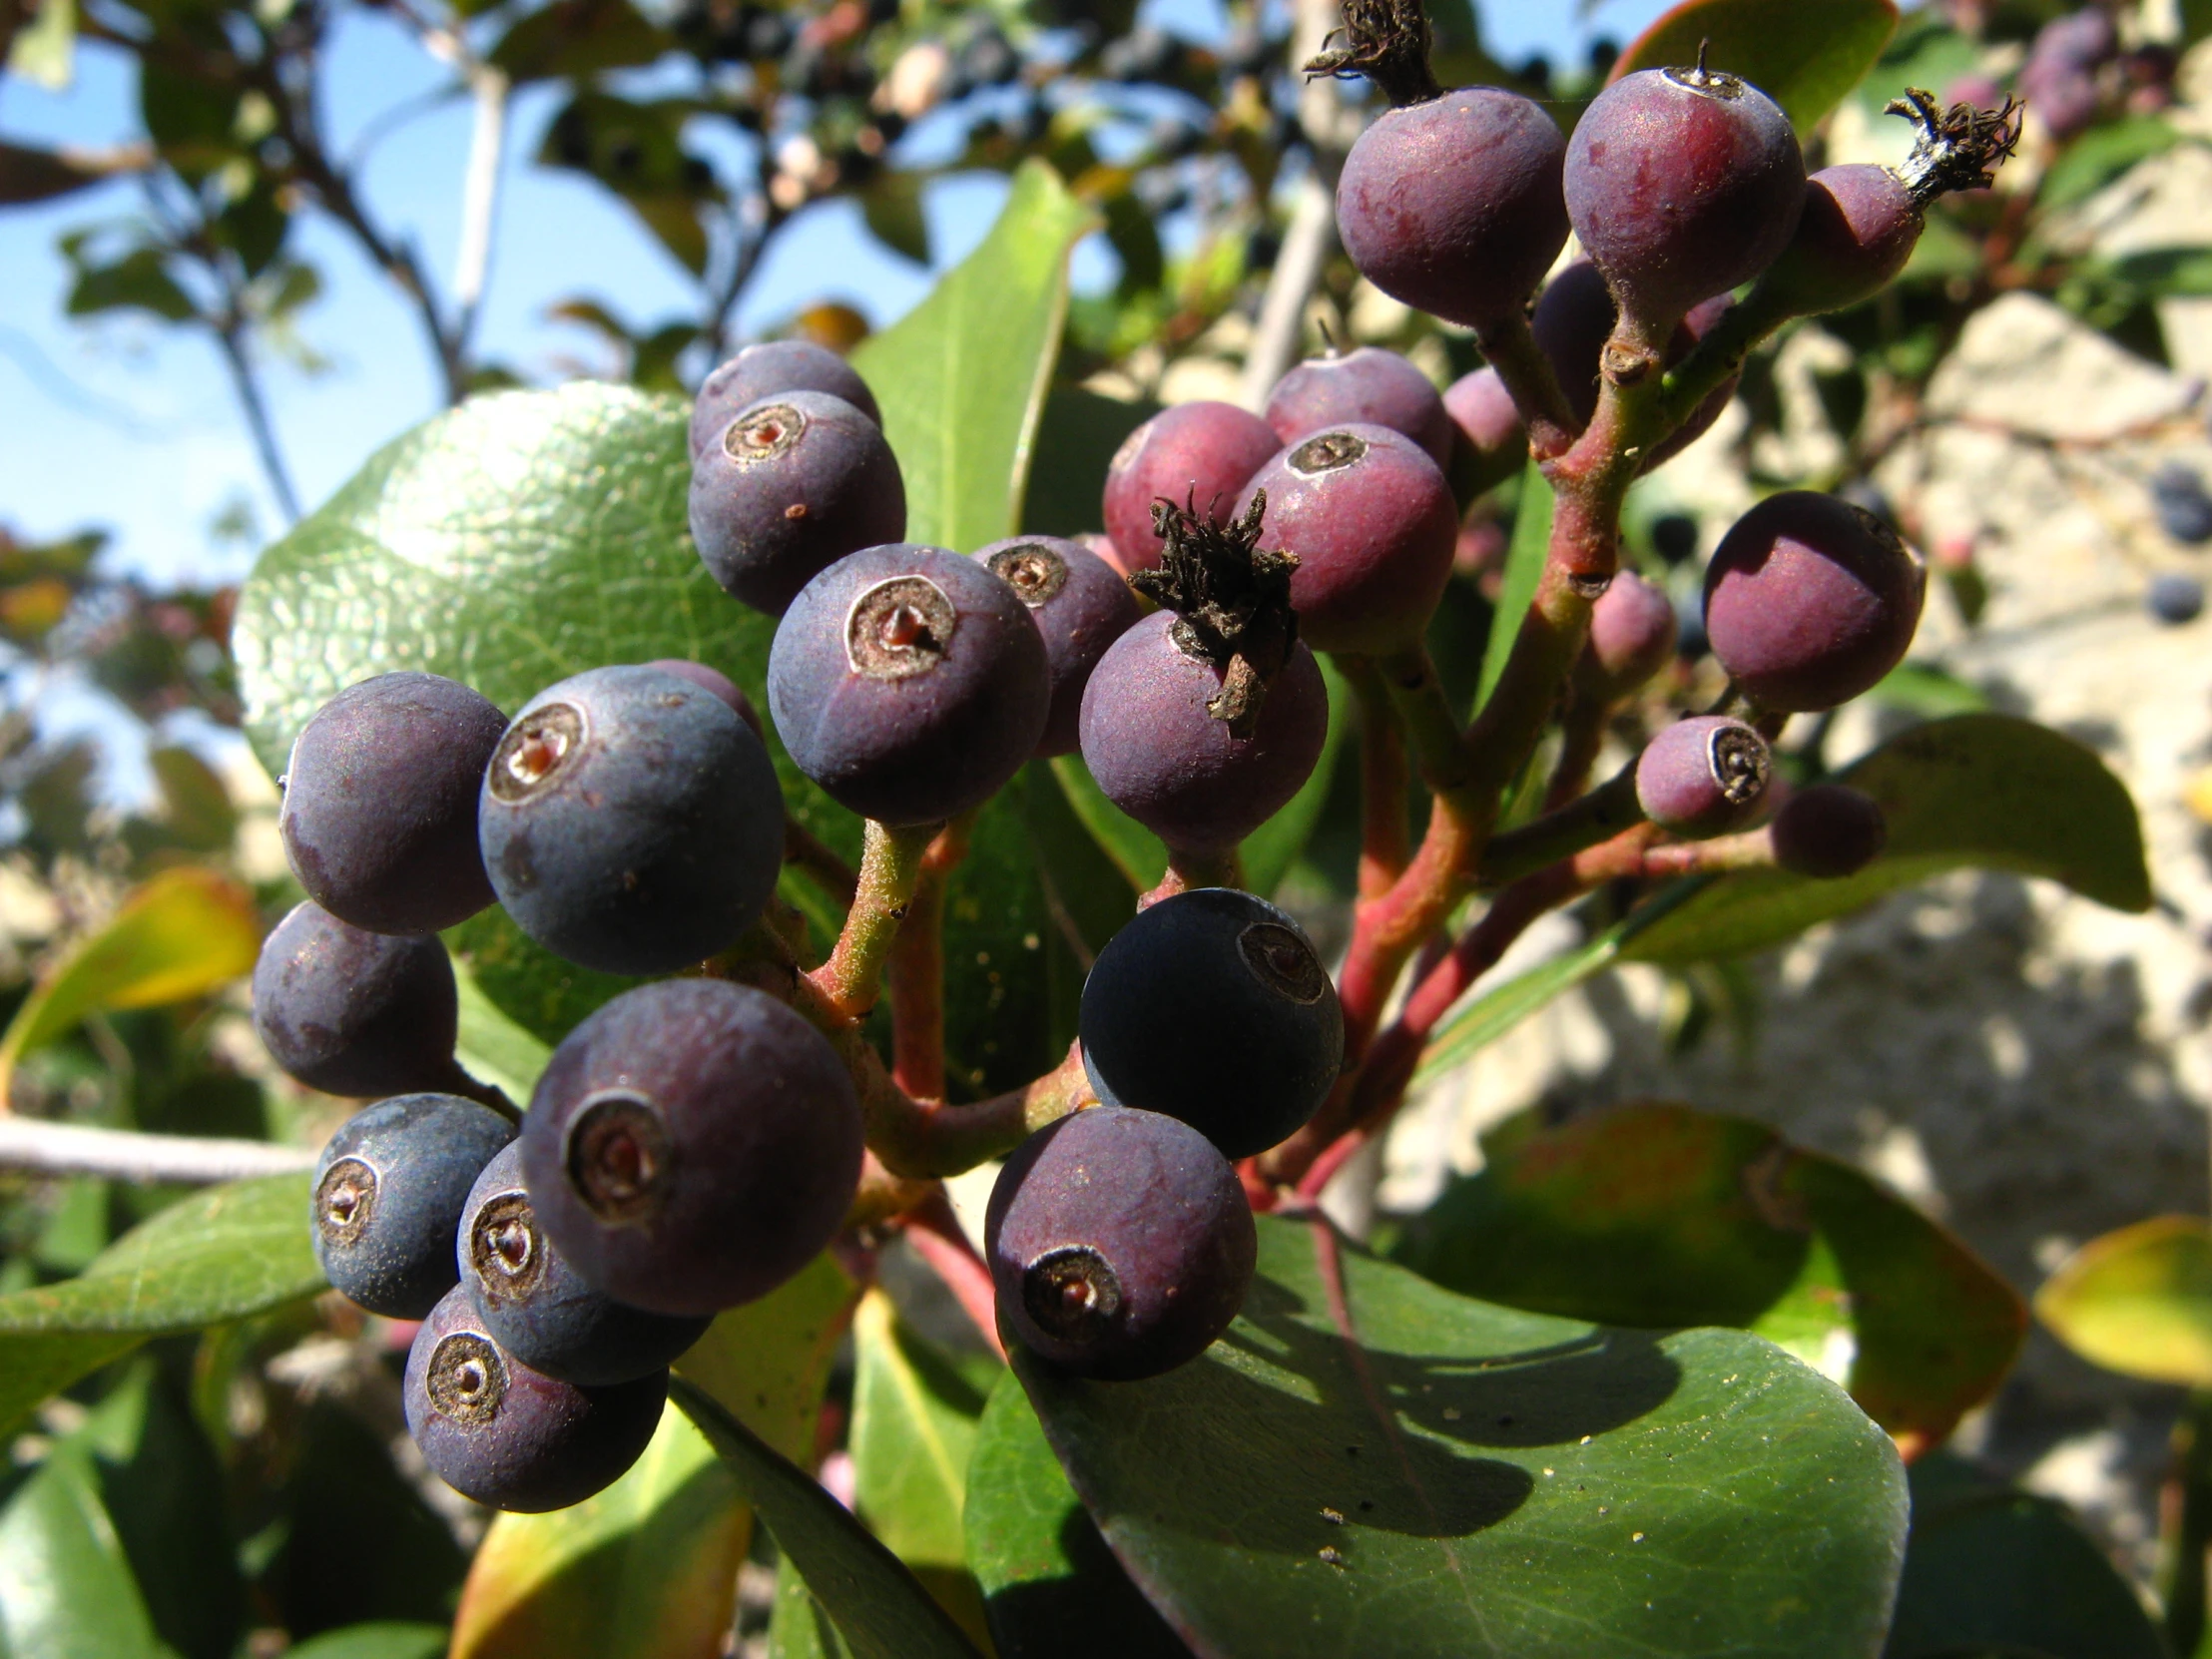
[1303,0,1440,108]
[1888,87,2023,206]
[1131,491,1302,740]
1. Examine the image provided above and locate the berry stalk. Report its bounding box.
[886,811,977,1100]
[1343,656,1411,899]
[808,819,943,1022]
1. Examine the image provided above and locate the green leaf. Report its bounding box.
[1869,661,1990,719]
[2037,115,2181,212]
[1047,755,1166,895]
[769,1550,857,1659]
[675,1249,863,1462]
[2034,1216,2212,1387]
[1884,1453,2167,1659]
[490,0,667,82]
[851,1289,997,1569]
[0,1452,161,1659]
[861,172,931,266]
[1611,0,1900,133]
[1477,461,1550,717]
[672,1378,985,1659]
[1022,388,1157,541]
[1396,1103,2024,1444]
[965,1372,1195,1658]
[450,1404,750,1659]
[1623,715,2150,964]
[1021,1212,1907,1659]
[1241,655,1354,899]
[284,1626,451,1659]
[450,947,553,1100]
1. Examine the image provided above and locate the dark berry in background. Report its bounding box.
[1564,61,1804,329]
[1704,490,1927,712]
[1079,611,1328,853]
[642,657,764,736]
[478,665,785,976]
[1080,887,1343,1159]
[458,1143,709,1386]
[1100,401,1281,574]
[1636,715,1773,837]
[1771,783,1888,878]
[278,672,506,936]
[2152,463,2212,546]
[770,543,1049,826]
[1335,88,1569,329]
[1764,164,1923,316]
[1264,346,1454,467]
[520,979,862,1318]
[986,1106,1256,1382]
[1237,425,1458,654]
[404,1286,666,1512]
[974,536,1143,758]
[690,390,907,617]
[1649,512,1701,566]
[1574,570,1676,700]
[253,901,468,1098]
[2148,571,2206,625]
[1532,261,1737,466]
[690,338,880,459]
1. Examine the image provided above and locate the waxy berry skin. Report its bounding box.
[1335,88,1570,328]
[1636,715,1773,837]
[1078,611,1329,854]
[1100,401,1282,575]
[690,339,880,459]
[1236,425,1458,654]
[1771,784,1888,878]
[769,543,1050,826]
[1765,165,1923,316]
[253,901,467,1099]
[1264,347,1454,467]
[985,1105,1256,1382]
[1575,570,1676,699]
[1564,64,1805,328]
[973,535,1143,758]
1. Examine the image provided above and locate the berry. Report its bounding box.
[1650,512,1700,565]
[2148,572,2205,625]
[1636,716,1772,837]
[985,1106,1256,1382]
[1531,261,1736,464]
[974,536,1143,758]
[1764,164,1922,316]
[641,658,765,737]
[690,390,907,616]
[690,339,880,459]
[520,979,862,1318]
[253,901,469,1097]
[1335,88,1570,329]
[1079,887,1342,1158]
[1235,426,1458,653]
[1704,491,1928,712]
[1264,347,1453,467]
[1442,366,1525,498]
[769,544,1050,826]
[479,665,786,976]
[2152,465,2212,545]
[1770,783,1887,878]
[1564,59,1805,328]
[312,1093,515,1319]
[1574,570,1676,699]
[1100,402,1281,574]
[277,673,507,935]
[1078,611,1328,852]
[404,1286,666,1513]
[458,1143,709,1386]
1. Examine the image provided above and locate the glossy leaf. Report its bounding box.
[1021,388,1156,540]
[1610,0,1900,133]
[285,1626,451,1659]
[1393,1104,2022,1445]
[2037,115,2181,212]
[1624,715,2150,964]
[675,1249,863,1462]
[965,1372,1195,1659]
[0,1452,162,1659]
[1048,755,1166,895]
[450,948,553,1100]
[1477,461,1551,716]
[851,1289,997,1567]
[2034,1216,2212,1387]
[1022,1212,1907,1659]
[671,1378,985,1659]
[769,1550,857,1659]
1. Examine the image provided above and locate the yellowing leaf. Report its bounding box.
[2035,1216,2212,1386]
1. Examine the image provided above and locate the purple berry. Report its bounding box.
[278,673,507,936]
[1765,164,1923,315]
[1635,715,1773,837]
[2148,571,2205,625]
[1574,570,1676,698]
[1443,365,1526,497]
[689,390,907,617]
[1704,491,1928,712]
[1078,611,1328,853]
[985,1106,1256,1382]
[1531,261,1737,463]
[1770,783,1887,878]
[404,1286,666,1513]
[974,536,1143,758]
[641,658,764,737]
[520,978,862,1318]
[1264,346,1454,467]
[769,543,1050,825]
[253,901,469,1098]
[690,339,879,459]
[1564,61,1805,328]
[1235,426,1458,653]
[1335,88,1570,328]
[1101,402,1281,574]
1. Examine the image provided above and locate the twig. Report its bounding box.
[452,63,510,357]
[1240,171,1338,410]
[0,1119,313,1185]
[808,820,941,1022]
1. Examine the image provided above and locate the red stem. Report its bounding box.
[1347,656,1411,899]
[900,1192,1006,1363]
[887,817,974,1101]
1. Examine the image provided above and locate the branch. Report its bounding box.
[0,1119,313,1184]
[212,318,303,523]
[451,62,510,358]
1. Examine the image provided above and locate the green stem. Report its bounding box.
[1478,767,1644,887]
[2163,1389,2212,1658]
[1473,308,1580,460]
[806,820,940,1023]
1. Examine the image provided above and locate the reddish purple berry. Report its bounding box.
[1770,783,1887,878]
[253,901,469,1098]
[1636,716,1772,837]
[1574,570,1676,699]
[1564,61,1805,328]
[1335,88,1569,328]
[691,339,879,459]
[1532,261,1736,464]
[769,544,1050,825]
[1704,491,1927,712]
[1101,402,1281,574]
[1236,426,1457,654]
[1765,165,1923,315]
[1264,346,1453,467]
[1078,611,1328,853]
[974,536,1143,758]
[642,658,764,738]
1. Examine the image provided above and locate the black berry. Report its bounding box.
[2148,571,2205,625]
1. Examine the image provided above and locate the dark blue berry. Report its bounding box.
[690,340,879,459]
[253,902,470,1098]
[2152,466,2212,545]
[2149,572,2205,625]
[1650,512,1701,566]
[974,536,1143,758]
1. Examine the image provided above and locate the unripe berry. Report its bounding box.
[1235,426,1458,653]
[691,339,879,459]
[1636,716,1772,837]
[1770,783,1887,878]
[1264,347,1453,467]
[1564,61,1804,328]
[1763,165,1922,316]
[974,536,1143,758]
[1704,491,1927,712]
[1574,570,1676,699]
[1335,88,1570,328]
[1101,402,1281,574]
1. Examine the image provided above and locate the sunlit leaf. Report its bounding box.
[2034,1215,2212,1387]
[1611,0,1900,132]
